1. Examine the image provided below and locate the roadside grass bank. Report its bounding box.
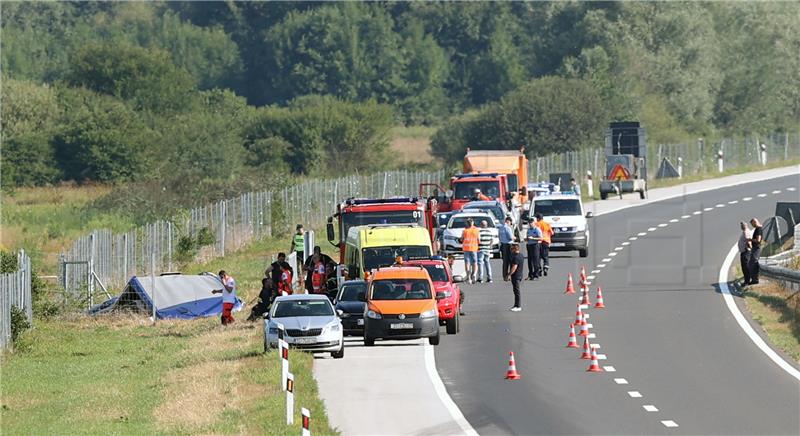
[742,279,800,363]
[390,125,437,165]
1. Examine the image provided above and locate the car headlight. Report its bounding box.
[440,290,452,298]
[444,235,458,241]
[576,224,586,232]
[324,323,341,333]
[420,309,437,319]
[367,310,382,319]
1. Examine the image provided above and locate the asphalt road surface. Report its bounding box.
[315,166,800,435]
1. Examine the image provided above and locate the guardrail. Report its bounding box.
[0,250,33,350]
[759,223,800,292]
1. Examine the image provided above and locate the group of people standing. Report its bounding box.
[738,218,764,286]
[460,218,496,284]
[499,213,554,312]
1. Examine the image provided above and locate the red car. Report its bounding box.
[405,259,464,334]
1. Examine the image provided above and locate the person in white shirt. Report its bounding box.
[213,270,237,325]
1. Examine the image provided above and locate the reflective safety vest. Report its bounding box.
[462,227,480,252]
[311,262,325,293]
[537,221,553,244]
[293,233,305,251]
[279,270,293,296]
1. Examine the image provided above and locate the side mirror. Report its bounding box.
[452,275,464,283]
[336,309,344,317]
[585,211,593,219]
[264,312,271,319]
[326,221,336,243]
[436,292,446,300]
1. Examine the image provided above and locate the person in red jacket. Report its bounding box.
[310,254,326,294]
[278,261,294,296]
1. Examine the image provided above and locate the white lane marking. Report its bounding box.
[719,245,800,381]
[627,391,642,398]
[715,204,725,208]
[590,343,600,348]
[586,275,595,280]
[681,214,691,219]
[591,270,601,274]
[608,253,618,257]
[602,258,611,262]
[743,197,752,201]
[661,420,679,428]
[788,187,797,191]
[703,207,713,211]
[597,264,606,268]
[614,378,628,384]
[629,236,638,241]
[603,366,616,372]
[669,219,679,223]
[728,200,738,204]
[757,193,767,197]
[423,345,479,435]
[596,354,607,360]
[585,323,593,329]
[638,232,647,236]
[588,333,596,339]
[772,190,781,194]
[648,227,657,231]
[658,223,668,228]
[579,304,589,309]
[621,242,630,246]
[614,247,624,251]
[643,405,659,412]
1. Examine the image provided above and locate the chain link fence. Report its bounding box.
[530,132,800,184]
[0,250,32,350]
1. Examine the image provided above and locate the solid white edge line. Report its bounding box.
[424,344,479,435]
[718,245,800,381]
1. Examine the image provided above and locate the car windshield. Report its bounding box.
[464,205,503,223]
[273,299,333,317]
[534,199,582,216]
[363,246,431,271]
[448,216,484,229]
[342,211,424,240]
[371,279,432,300]
[420,264,449,282]
[338,283,367,301]
[453,181,500,200]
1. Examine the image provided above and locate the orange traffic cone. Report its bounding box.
[505,352,522,380]
[574,305,584,326]
[594,286,606,308]
[579,315,590,336]
[581,285,591,306]
[579,266,587,287]
[565,273,575,294]
[587,346,603,372]
[566,323,579,348]
[580,336,592,359]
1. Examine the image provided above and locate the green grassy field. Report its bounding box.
[743,280,800,363]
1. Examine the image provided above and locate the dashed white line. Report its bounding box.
[621,242,630,246]
[597,264,606,268]
[693,211,702,215]
[715,204,725,208]
[603,366,616,372]
[587,333,596,339]
[589,342,599,348]
[609,252,618,257]
[728,200,738,204]
[669,219,679,223]
[629,236,638,241]
[643,405,659,412]
[627,391,642,398]
[681,214,691,219]
[657,223,668,228]
[591,270,600,274]
[788,187,797,192]
[586,275,595,280]
[614,247,624,251]
[661,420,679,428]
[602,258,611,262]
[647,227,657,231]
[703,207,713,211]
[772,190,781,194]
[757,193,767,198]
[637,232,647,236]
[614,378,628,384]
[596,354,607,360]
[743,197,752,201]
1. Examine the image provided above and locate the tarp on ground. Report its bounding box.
[89,273,243,319]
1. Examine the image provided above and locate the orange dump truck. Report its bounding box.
[463,148,529,206]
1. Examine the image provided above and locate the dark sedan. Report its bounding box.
[334,280,367,336]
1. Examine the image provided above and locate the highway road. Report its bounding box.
[316,166,800,435]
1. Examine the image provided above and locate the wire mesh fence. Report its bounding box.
[0,250,32,350]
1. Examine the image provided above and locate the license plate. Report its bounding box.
[293,337,316,344]
[550,242,565,247]
[357,319,364,326]
[390,323,414,329]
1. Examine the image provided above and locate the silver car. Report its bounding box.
[264,294,344,359]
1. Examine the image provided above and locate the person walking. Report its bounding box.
[508,243,524,311]
[290,224,305,275]
[535,213,553,276]
[212,270,237,325]
[460,218,480,284]
[499,217,515,281]
[738,222,753,286]
[747,218,763,285]
[525,218,542,280]
[477,220,494,283]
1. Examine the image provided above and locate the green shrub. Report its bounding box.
[196,227,216,246]
[10,305,30,345]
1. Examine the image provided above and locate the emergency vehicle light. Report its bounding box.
[345,197,418,206]
[453,173,501,179]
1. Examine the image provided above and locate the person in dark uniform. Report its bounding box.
[267,252,289,286]
[248,277,275,321]
[508,243,524,312]
[747,218,763,285]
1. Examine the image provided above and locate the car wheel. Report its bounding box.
[364,336,375,347]
[429,332,440,346]
[331,346,344,359]
[446,313,459,335]
[579,248,588,258]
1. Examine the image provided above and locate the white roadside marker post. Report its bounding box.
[760,143,767,166]
[281,340,289,392]
[286,372,295,425]
[302,408,311,436]
[717,149,724,173]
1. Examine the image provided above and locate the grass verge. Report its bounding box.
[742,280,800,363]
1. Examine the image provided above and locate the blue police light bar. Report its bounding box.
[453,173,501,179]
[345,197,419,206]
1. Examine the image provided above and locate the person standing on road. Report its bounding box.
[290,224,305,275]
[212,270,237,325]
[508,243,524,311]
[535,213,553,276]
[738,222,753,286]
[477,220,494,283]
[525,219,542,280]
[747,218,763,285]
[499,217,515,281]
[460,218,480,284]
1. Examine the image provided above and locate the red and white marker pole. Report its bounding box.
[301,407,311,436]
[286,372,295,425]
[281,341,289,392]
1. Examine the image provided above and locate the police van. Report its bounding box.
[526,191,592,257]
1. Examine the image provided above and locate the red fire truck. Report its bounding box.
[326,197,438,263]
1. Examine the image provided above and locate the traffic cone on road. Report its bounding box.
[565,273,575,294]
[505,352,522,380]
[587,346,603,372]
[580,285,591,306]
[580,336,592,359]
[579,315,590,336]
[574,305,584,326]
[566,323,579,348]
[594,286,606,308]
[579,266,587,286]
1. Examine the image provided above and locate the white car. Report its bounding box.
[526,192,592,258]
[441,211,500,257]
[264,294,344,359]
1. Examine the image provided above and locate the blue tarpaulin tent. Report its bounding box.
[90,273,243,319]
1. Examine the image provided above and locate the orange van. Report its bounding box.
[363,266,440,346]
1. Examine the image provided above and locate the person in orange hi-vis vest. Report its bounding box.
[460,218,480,284]
[278,261,294,296]
[535,213,554,276]
[311,254,326,294]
